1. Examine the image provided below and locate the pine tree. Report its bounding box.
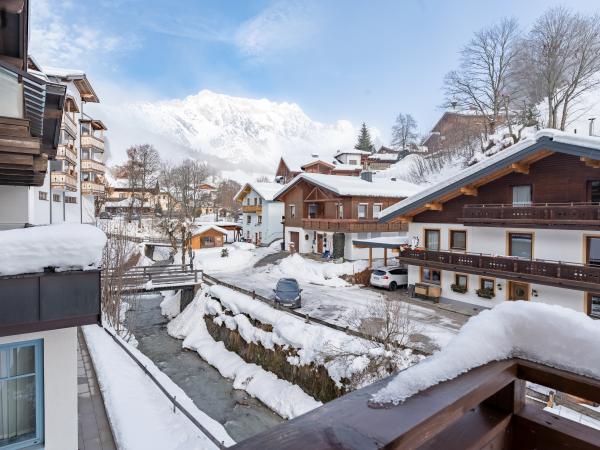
[354,122,375,153]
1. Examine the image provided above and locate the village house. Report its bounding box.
[274,173,421,260]
[104,178,159,215]
[188,224,228,249]
[333,149,371,168]
[378,130,600,316]
[421,110,486,154]
[0,3,102,449]
[275,153,364,184]
[235,181,284,245]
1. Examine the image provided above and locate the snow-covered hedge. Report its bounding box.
[0,224,106,276]
[373,301,600,404]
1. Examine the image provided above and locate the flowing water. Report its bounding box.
[127,293,283,442]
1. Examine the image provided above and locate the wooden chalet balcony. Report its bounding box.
[81,158,105,173]
[242,204,262,213]
[0,116,46,186]
[81,181,105,195]
[233,358,600,450]
[302,218,406,233]
[81,134,105,151]
[56,143,77,164]
[397,247,600,292]
[51,171,78,191]
[462,203,600,229]
[62,112,78,137]
[0,270,101,337]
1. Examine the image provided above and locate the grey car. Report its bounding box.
[273,278,302,308]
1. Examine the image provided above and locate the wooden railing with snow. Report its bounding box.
[397,247,600,292]
[231,358,600,450]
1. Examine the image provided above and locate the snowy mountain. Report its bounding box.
[99,90,370,179]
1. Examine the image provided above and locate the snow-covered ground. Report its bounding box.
[83,325,235,449]
[185,240,281,274]
[213,252,461,350]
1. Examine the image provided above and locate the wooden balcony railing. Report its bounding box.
[81,181,105,195]
[81,134,104,151]
[462,203,600,229]
[51,171,78,191]
[81,158,105,173]
[232,358,600,450]
[396,247,600,292]
[302,218,407,232]
[242,204,262,213]
[62,112,78,137]
[56,143,77,164]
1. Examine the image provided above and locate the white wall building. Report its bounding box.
[235,182,284,246]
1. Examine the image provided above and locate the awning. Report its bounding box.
[352,235,411,249]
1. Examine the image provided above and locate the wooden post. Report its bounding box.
[384,248,388,266]
[368,247,373,269]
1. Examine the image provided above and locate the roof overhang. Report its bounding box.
[0,0,28,71]
[379,133,600,223]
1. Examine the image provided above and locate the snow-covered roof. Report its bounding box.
[274,173,422,199]
[191,224,229,236]
[43,66,86,78]
[234,181,285,202]
[0,224,106,276]
[368,153,398,161]
[334,149,371,156]
[193,219,240,228]
[373,301,600,404]
[379,130,600,221]
[301,159,335,169]
[332,163,362,171]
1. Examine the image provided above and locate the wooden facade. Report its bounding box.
[277,178,407,232]
[189,228,226,249]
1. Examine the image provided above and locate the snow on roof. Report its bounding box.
[379,129,600,221]
[372,301,600,404]
[235,181,285,202]
[368,153,398,161]
[301,159,335,169]
[0,224,106,276]
[193,219,240,228]
[43,66,86,78]
[275,173,422,199]
[334,149,371,156]
[191,224,228,236]
[332,163,362,171]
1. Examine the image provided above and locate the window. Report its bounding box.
[246,215,251,224]
[587,237,600,266]
[422,267,441,285]
[65,196,77,204]
[480,277,495,292]
[290,204,296,219]
[512,185,531,206]
[358,203,368,219]
[38,192,48,201]
[0,340,43,449]
[81,123,91,135]
[254,198,257,206]
[308,204,318,219]
[52,194,61,202]
[509,233,533,259]
[590,181,600,203]
[455,274,468,288]
[589,294,600,318]
[450,230,466,250]
[373,203,382,217]
[337,203,344,219]
[257,215,262,224]
[424,229,440,251]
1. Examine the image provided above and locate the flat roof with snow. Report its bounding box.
[235,181,285,202]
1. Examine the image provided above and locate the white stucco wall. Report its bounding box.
[0,185,29,228]
[0,327,78,450]
[405,222,590,312]
[262,201,284,244]
[82,194,96,223]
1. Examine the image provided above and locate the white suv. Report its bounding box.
[370,266,408,291]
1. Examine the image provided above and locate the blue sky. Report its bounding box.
[30,0,600,142]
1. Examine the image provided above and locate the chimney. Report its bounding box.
[589,118,596,136]
[361,171,373,182]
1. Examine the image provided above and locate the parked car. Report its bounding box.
[273,278,302,308]
[98,211,112,219]
[370,266,408,291]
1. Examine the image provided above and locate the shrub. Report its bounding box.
[476,287,495,299]
[451,283,467,294]
[221,248,229,258]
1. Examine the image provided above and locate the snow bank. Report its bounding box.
[168,295,322,419]
[0,224,106,276]
[160,290,182,319]
[189,241,278,274]
[373,301,600,404]
[83,325,235,449]
[260,253,368,287]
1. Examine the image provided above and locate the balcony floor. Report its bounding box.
[78,328,117,450]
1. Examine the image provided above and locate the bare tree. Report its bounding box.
[158,161,181,219]
[214,179,242,219]
[121,144,161,225]
[444,18,521,136]
[256,175,271,182]
[390,113,418,151]
[173,159,211,219]
[519,8,600,130]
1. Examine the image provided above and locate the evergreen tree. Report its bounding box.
[354,122,375,153]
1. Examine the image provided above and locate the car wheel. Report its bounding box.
[389,281,397,291]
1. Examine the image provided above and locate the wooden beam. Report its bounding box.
[384,248,388,266]
[460,185,478,196]
[511,162,529,174]
[368,247,373,269]
[425,202,443,211]
[580,156,600,168]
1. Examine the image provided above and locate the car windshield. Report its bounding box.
[373,270,386,276]
[277,280,299,291]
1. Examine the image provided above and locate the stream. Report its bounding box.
[126,292,283,443]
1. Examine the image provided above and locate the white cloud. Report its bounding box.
[234,1,318,59]
[29,0,135,69]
